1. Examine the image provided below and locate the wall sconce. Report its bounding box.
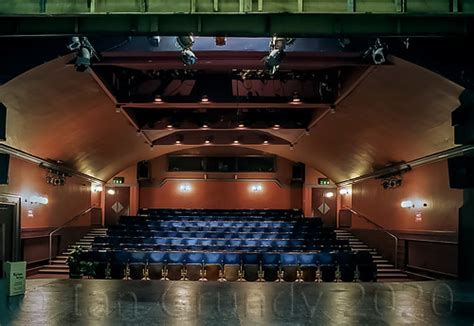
[400,200,413,208]
[179,184,192,192]
[324,191,334,198]
[30,195,49,205]
[251,184,263,192]
[339,188,351,195]
[92,184,103,192]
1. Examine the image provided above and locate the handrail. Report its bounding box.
[49,207,94,263]
[343,206,399,268]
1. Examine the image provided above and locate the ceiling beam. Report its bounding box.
[120,102,330,109]
[95,52,368,70]
[0,14,472,37]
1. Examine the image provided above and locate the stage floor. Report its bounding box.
[1,279,473,325]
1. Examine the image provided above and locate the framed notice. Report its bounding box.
[4,261,26,296]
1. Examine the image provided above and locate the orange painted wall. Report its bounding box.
[0,156,92,228]
[138,155,303,209]
[140,180,302,209]
[351,160,462,232]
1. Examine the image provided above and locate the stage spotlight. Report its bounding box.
[176,35,195,49]
[381,175,403,190]
[181,49,198,66]
[75,47,92,72]
[176,35,198,66]
[264,36,295,75]
[67,36,98,72]
[67,37,82,51]
[363,38,387,65]
[147,36,161,47]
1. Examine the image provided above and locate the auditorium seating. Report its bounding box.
[81,209,376,282]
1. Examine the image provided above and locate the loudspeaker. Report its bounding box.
[0,103,6,141]
[0,153,10,185]
[291,162,305,185]
[448,156,474,189]
[137,161,150,180]
[452,90,474,145]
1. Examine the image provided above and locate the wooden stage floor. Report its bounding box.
[1,279,473,325]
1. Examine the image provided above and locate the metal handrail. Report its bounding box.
[49,207,94,263]
[343,206,399,268]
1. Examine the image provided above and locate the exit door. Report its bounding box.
[311,188,337,228]
[0,201,20,278]
[105,187,130,226]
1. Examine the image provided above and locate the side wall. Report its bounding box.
[0,156,92,268]
[351,160,462,277]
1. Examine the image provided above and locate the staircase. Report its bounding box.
[335,229,411,282]
[35,228,107,278]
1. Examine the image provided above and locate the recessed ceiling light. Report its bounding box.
[291,93,302,104]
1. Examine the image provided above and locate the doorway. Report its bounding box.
[311,188,337,228]
[104,186,130,226]
[0,195,20,278]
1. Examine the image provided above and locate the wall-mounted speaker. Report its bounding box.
[0,153,10,185]
[448,156,474,189]
[291,162,305,185]
[137,160,150,181]
[0,103,6,141]
[452,90,474,145]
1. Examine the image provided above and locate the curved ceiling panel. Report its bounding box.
[255,57,463,182]
[0,55,463,183]
[0,55,183,180]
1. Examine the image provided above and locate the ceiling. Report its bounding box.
[0,47,463,183]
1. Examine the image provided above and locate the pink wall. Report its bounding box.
[140,180,302,209]
[0,156,92,228]
[351,160,462,232]
[137,155,303,209]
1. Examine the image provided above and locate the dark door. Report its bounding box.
[105,187,130,226]
[311,188,337,228]
[0,203,15,277]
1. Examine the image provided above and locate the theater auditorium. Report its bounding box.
[1,1,474,325]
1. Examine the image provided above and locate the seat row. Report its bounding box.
[118,218,323,228]
[91,244,350,252]
[106,229,337,239]
[82,250,376,282]
[138,208,303,219]
[94,236,347,247]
